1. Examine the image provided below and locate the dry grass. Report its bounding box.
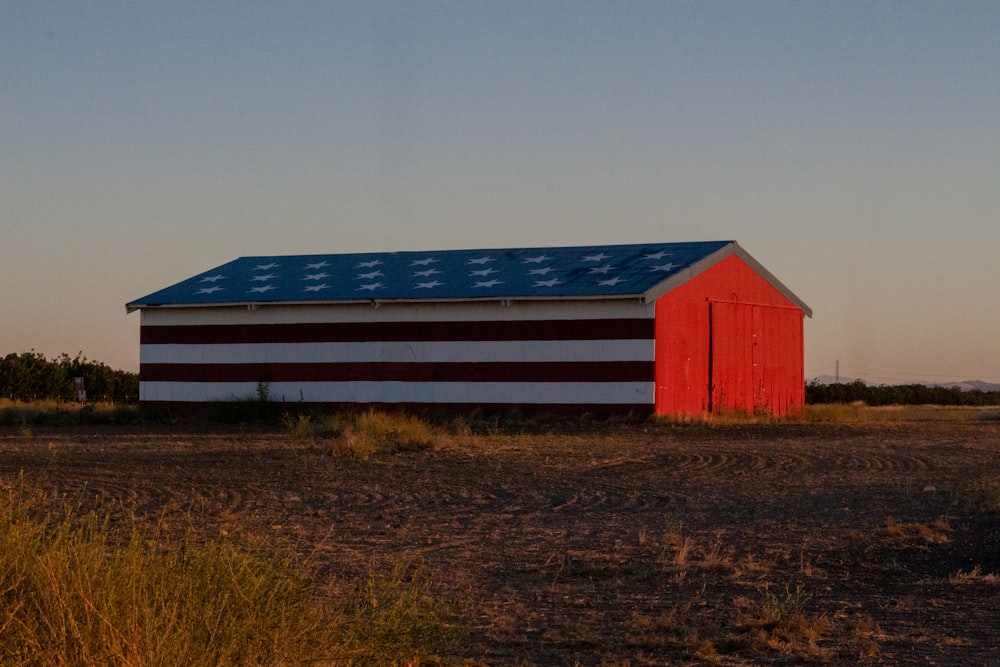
[0,400,139,427]
[0,483,454,666]
[0,489,329,665]
[653,403,1000,425]
[334,556,458,665]
[949,567,1000,584]
[656,408,785,425]
[969,474,1000,513]
[882,517,951,544]
[798,403,1000,424]
[334,410,438,459]
[800,402,868,423]
[284,409,441,459]
[724,583,832,658]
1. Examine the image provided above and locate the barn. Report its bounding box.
[126,241,811,416]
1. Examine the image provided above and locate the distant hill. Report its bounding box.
[808,376,1000,392]
[939,380,1000,393]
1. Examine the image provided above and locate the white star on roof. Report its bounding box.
[303,284,329,292]
[304,261,329,270]
[357,270,384,280]
[249,285,277,293]
[528,267,556,276]
[199,274,226,283]
[413,268,441,278]
[588,265,616,274]
[196,286,224,294]
[534,278,561,287]
[358,282,384,291]
[302,272,330,281]
[411,258,437,266]
[415,280,444,289]
[582,253,611,263]
[473,279,502,288]
[598,277,626,286]
[254,263,279,270]
[644,251,671,260]
[522,255,550,264]
[650,263,677,271]
[470,268,498,277]
[251,274,277,282]
[357,260,382,268]
[468,256,495,265]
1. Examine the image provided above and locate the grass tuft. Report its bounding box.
[336,556,457,664]
[332,410,438,459]
[725,583,829,657]
[949,567,1000,584]
[968,475,1000,513]
[281,410,349,439]
[882,517,951,544]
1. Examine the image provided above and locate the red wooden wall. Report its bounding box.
[654,255,805,416]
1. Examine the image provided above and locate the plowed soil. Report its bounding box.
[2,419,999,665]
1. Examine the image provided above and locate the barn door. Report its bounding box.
[709,301,755,413]
[710,301,802,415]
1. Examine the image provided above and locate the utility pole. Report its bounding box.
[835,359,840,384]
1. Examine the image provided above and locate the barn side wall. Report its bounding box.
[654,255,805,416]
[139,299,657,415]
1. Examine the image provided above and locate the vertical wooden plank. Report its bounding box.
[655,298,710,414]
[711,301,756,414]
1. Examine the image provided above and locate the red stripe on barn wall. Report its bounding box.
[140,361,654,383]
[140,318,654,345]
[654,255,805,416]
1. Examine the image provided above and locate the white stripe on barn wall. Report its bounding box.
[140,380,655,405]
[138,298,655,327]
[140,339,655,365]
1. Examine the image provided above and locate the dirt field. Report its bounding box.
[2,418,999,665]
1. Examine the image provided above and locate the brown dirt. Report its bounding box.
[2,419,999,665]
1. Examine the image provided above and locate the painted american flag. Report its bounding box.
[128,241,732,308]
[128,241,735,414]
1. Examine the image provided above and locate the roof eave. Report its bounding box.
[126,292,648,313]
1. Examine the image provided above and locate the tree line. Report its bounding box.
[0,351,138,403]
[4,350,997,409]
[806,380,1000,407]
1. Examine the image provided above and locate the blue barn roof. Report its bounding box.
[126,240,809,314]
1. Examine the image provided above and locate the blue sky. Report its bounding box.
[2,2,999,384]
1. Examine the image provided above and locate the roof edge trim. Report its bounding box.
[126,292,647,313]
[641,242,812,317]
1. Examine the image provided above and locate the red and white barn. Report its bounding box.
[126,241,811,416]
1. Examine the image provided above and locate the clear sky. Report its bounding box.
[2,2,999,384]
